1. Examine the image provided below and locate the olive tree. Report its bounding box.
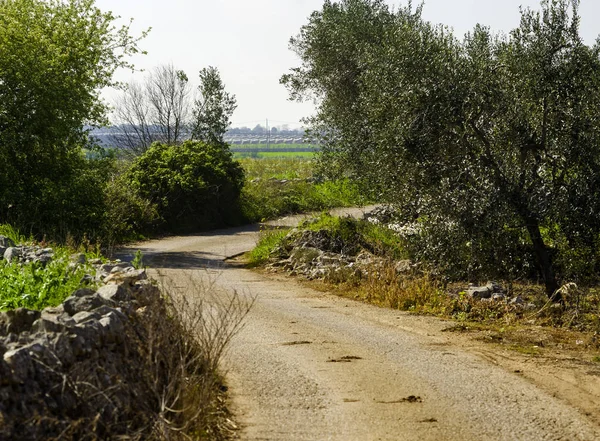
[283,0,600,297]
[0,0,146,235]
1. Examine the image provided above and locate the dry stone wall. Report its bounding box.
[0,257,170,440]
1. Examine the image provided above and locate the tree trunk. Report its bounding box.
[524,217,560,300]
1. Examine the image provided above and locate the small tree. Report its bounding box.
[191,66,237,145]
[0,0,146,237]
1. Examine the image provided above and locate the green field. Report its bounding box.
[230,143,318,159]
[234,151,315,159]
[230,143,317,149]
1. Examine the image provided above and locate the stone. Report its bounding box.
[80,274,94,285]
[5,308,41,334]
[63,293,111,316]
[70,288,96,298]
[104,268,147,285]
[97,284,130,303]
[467,281,505,299]
[3,247,22,263]
[467,285,493,299]
[395,260,413,274]
[491,293,506,301]
[99,263,115,274]
[99,312,125,343]
[0,235,15,248]
[72,311,101,324]
[31,316,65,334]
[70,253,86,264]
[112,261,134,271]
[290,247,322,264]
[3,346,34,383]
[509,296,524,305]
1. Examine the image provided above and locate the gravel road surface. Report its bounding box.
[120,207,600,440]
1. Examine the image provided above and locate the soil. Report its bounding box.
[120,207,600,440]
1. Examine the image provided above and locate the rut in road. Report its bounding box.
[120,207,600,441]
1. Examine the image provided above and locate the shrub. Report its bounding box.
[103,171,160,246]
[127,141,245,232]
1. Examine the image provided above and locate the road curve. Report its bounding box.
[120,208,600,441]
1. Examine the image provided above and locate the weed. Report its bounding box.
[0,247,99,311]
[132,249,145,269]
[150,270,254,439]
[0,224,27,244]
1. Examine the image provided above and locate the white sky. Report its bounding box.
[96,0,600,128]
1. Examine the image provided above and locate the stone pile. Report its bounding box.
[0,260,166,440]
[0,235,54,265]
[267,227,417,282]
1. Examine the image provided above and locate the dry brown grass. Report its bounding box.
[317,261,600,357]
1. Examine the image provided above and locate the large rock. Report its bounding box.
[3,247,21,263]
[0,235,15,248]
[466,281,504,300]
[63,293,112,316]
[4,308,41,334]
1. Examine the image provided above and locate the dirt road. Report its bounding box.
[120,208,600,440]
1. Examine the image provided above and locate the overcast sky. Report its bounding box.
[96,0,599,128]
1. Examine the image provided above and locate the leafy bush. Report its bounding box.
[0,0,145,243]
[127,141,245,232]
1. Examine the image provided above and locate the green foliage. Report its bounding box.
[283,0,600,295]
[0,0,146,241]
[128,141,245,232]
[132,250,145,269]
[0,247,99,311]
[102,169,160,244]
[0,224,27,245]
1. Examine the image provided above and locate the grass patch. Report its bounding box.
[248,227,290,267]
[0,224,27,244]
[300,213,407,259]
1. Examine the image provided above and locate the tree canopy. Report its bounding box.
[0,0,146,234]
[283,0,600,297]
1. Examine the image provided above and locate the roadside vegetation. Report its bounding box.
[283,0,600,300]
[250,212,600,359]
